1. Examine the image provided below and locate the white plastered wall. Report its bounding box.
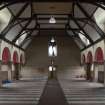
[81,50,87,64]
[19,50,25,64]
[81,40,105,83]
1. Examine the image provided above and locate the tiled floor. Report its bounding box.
[0,76,48,105]
[59,78,105,105]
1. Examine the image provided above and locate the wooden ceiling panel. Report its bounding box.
[33,2,72,14]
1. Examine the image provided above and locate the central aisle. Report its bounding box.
[38,79,69,105]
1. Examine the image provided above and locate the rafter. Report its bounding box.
[7,7,24,29]
[76,2,93,22]
[12,18,32,43]
[81,37,104,51]
[21,24,39,47]
[30,1,33,17]
[13,13,38,44]
[70,15,93,44]
[20,31,33,47]
[72,2,75,17]
[1,2,29,37]
[0,37,24,51]
[92,2,105,10]
[17,16,89,20]
[0,0,100,3]
[0,2,18,10]
[20,28,37,47]
[76,2,105,38]
[67,24,86,47]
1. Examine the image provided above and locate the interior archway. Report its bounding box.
[2,47,12,80]
[94,47,104,83]
[13,51,19,80]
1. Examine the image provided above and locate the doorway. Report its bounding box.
[13,63,19,80]
[94,64,104,83]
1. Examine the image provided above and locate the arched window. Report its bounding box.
[2,47,11,63]
[87,51,93,64]
[13,51,18,64]
[95,47,104,63]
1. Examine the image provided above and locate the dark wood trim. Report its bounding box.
[81,38,104,52]
[70,15,94,44]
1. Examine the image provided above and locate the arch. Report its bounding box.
[82,54,86,64]
[2,47,11,63]
[95,47,104,63]
[13,51,18,64]
[87,51,93,64]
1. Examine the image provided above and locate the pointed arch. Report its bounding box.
[95,47,104,63]
[13,51,18,64]
[2,47,11,63]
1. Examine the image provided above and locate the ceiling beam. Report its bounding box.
[30,1,33,17]
[17,16,88,20]
[0,2,18,10]
[81,37,104,51]
[70,15,93,44]
[92,2,105,10]
[7,6,24,30]
[20,25,38,47]
[12,18,33,43]
[67,24,86,47]
[76,2,105,38]
[38,23,67,25]
[0,37,24,51]
[20,16,38,47]
[76,2,93,22]
[0,0,101,3]
[38,17,68,20]
[1,2,29,37]
[20,31,34,47]
[26,27,80,31]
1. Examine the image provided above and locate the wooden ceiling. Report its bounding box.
[32,2,72,14]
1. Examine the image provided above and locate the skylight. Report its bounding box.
[0,5,11,33]
[16,31,28,45]
[79,31,90,46]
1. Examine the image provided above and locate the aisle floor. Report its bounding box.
[38,78,69,105]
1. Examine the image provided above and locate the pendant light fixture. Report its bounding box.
[49,16,56,24]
